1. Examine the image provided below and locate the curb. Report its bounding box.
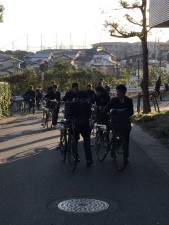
[131,123,169,177]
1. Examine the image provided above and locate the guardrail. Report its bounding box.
[12,86,166,101]
[110,86,165,94]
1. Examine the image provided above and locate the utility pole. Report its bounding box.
[41,34,43,51]
[12,41,14,51]
[70,33,72,49]
[26,34,29,52]
[56,34,57,49]
[84,33,86,49]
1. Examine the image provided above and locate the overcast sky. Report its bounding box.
[0,0,168,52]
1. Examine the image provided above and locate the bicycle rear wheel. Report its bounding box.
[47,111,53,130]
[113,136,127,171]
[59,130,67,162]
[95,129,108,161]
[68,135,78,172]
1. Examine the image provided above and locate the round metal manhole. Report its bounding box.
[57,198,109,213]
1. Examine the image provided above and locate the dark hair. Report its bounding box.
[72,83,78,89]
[116,84,127,94]
[96,86,104,93]
[77,90,87,99]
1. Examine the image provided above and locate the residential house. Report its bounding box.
[90,50,117,73]
[0,56,24,76]
[75,54,93,69]
[23,51,53,71]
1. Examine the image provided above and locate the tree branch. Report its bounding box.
[125,14,142,27]
[120,0,142,10]
[105,21,141,39]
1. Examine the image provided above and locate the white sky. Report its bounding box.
[0,0,169,52]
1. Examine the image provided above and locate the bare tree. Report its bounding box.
[105,0,151,113]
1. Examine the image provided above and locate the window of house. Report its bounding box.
[0,63,3,67]
[94,57,102,64]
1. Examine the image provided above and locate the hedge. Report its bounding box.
[0,82,11,117]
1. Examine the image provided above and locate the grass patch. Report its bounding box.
[132,110,169,149]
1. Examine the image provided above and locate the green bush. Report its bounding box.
[0,82,11,117]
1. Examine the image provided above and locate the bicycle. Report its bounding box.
[19,100,30,115]
[95,123,110,161]
[57,118,78,172]
[10,99,21,114]
[94,110,130,171]
[41,99,59,130]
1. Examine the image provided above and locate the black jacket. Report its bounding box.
[86,90,95,100]
[45,90,61,101]
[45,90,61,109]
[91,91,110,108]
[69,100,92,126]
[62,90,79,102]
[103,96,134,117]
[23,90,35,100]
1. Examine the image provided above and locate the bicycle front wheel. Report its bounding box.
[41,109,47,128]
[47,111,53,130]
[68,135,78,172]
[113,136,127,171]
[95,129,108,161]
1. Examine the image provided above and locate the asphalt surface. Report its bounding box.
[0,113,169,225]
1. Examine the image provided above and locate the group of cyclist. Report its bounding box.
[23,78,134,166]
[22,85,43,113]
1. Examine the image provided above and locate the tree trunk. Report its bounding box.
[141,38,151,113]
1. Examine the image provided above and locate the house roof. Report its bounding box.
[0,66,24,73]
[0,57,23,63]
[95,50,113,56]
[54,54,74,60]
[75,54,93,62]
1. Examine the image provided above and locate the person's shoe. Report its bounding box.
[53,125,58,129]
[86,160,94,166]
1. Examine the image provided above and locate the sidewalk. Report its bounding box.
[131,98,169,176]
[131,124,169,177]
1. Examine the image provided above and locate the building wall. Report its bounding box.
[92,41,169,60]
[150,0,169,27]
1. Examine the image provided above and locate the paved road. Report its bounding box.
[1,113,169,225]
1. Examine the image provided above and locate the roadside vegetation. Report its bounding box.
[0,82,11,118]
[132,110,169,149]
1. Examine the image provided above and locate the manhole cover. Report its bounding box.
[57,198,109,213]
